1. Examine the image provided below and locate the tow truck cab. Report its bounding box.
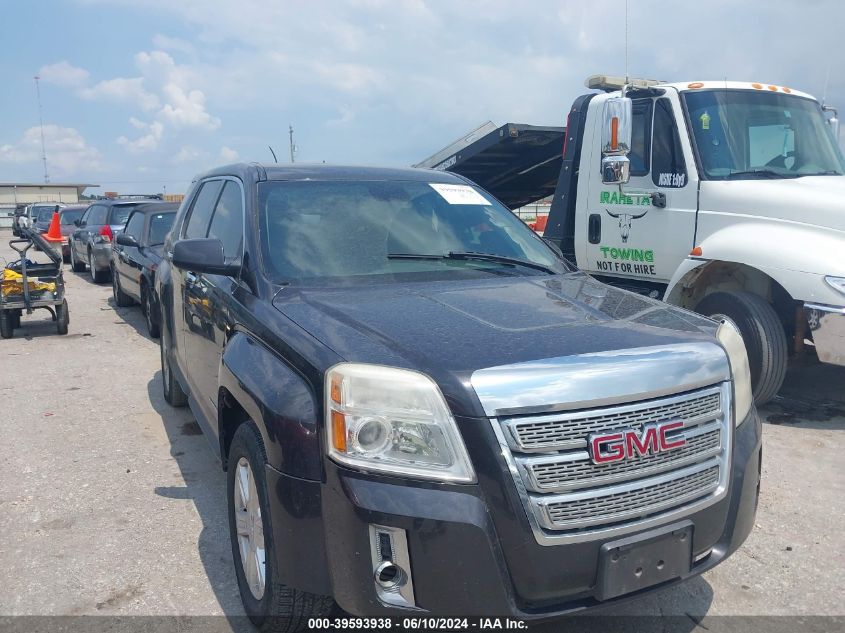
[422,76,845,405]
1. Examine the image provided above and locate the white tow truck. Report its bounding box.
[418,75,845,404]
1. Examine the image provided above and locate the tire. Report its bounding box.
[70,243,86,272]
[0,312,13,339]
[695,290,788,406]
[89,250,108,284]
[142,283,161,339]
[11,311,21,330]
[112,269,134,307]
[227,423,334,632]
[160,331,188,407]
[56,300,69,335]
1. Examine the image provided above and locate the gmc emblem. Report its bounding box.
[588,421,686,465]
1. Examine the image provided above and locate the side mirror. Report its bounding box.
[601,96,633,185]
[74,219,82,227]
[115,233,139,248]
[172,238,240,277]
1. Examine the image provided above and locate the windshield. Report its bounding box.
[148,212,176,245]
[258,180,567,284]
[60,209,84,225]
[683,89,845,179]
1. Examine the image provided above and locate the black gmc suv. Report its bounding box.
[156,163,761,631]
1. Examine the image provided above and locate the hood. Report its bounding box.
[701,175,845,233]
[273,273,720,417]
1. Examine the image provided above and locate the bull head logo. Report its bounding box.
[605,208,649,243]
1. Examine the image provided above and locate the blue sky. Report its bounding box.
[1,0,843,195]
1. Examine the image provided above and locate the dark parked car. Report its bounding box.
[111,203,178,337]
[69,197,165,282]
[157,164,760,630]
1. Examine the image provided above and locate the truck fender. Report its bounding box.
[219,331,323,481]
[665,222,844,307]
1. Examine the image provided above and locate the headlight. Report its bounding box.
[325,363,476,483]
[716,320,753,425]
[825,276,845,298]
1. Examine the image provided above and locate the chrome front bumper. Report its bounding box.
[805,303,845,366]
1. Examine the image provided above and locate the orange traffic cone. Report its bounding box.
[44,211,63,242]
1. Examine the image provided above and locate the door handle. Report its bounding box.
[588,214,602,244]
[650,192,667,208]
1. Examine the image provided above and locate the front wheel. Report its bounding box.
[696,290,787,406]
[227,423,334,632]
[112,269,134,307]
[56,299,69,335]
[143,284,160,338]
[160,331,188,407]
[0,311,13,339]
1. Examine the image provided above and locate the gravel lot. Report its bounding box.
[0,228,842,631]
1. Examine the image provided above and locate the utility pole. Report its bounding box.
[34,76,50,183]
[289,125,296,163]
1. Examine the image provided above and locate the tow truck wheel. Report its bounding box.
[227,422,334,632]
[56,300,69,335]
[696,290,787,406]
[0,312,13,339]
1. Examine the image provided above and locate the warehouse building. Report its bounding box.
[0,182,98,228]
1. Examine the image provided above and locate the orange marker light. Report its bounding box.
[752,83,763,90]
[690,246,703,257]
[610,117,619,151]
[768,85,778,91]
[331,410,347,452]
[688,82,704,89]
[330,375,342,404]
[783,87,792,94]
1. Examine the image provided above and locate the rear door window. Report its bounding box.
[184,180,224,239]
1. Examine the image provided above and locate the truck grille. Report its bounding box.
[493,384,731,542]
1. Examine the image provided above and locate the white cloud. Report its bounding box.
[219,146,238,161]
[38,61,90,87]
[117,119,164,153]
[0,125,101,175]
[172,145,207,164]
[79,77,160,111]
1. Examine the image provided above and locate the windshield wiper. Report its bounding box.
[801,170,843,176]
[388,252,556,274]
[726,169,795,180]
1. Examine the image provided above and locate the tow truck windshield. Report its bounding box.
[683,89,845,180]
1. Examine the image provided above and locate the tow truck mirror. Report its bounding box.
[601,97,633,185]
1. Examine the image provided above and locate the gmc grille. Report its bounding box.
[493,384,732,542]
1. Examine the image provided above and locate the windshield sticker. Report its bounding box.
[429,183,491,205]
[700,111,711,130]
